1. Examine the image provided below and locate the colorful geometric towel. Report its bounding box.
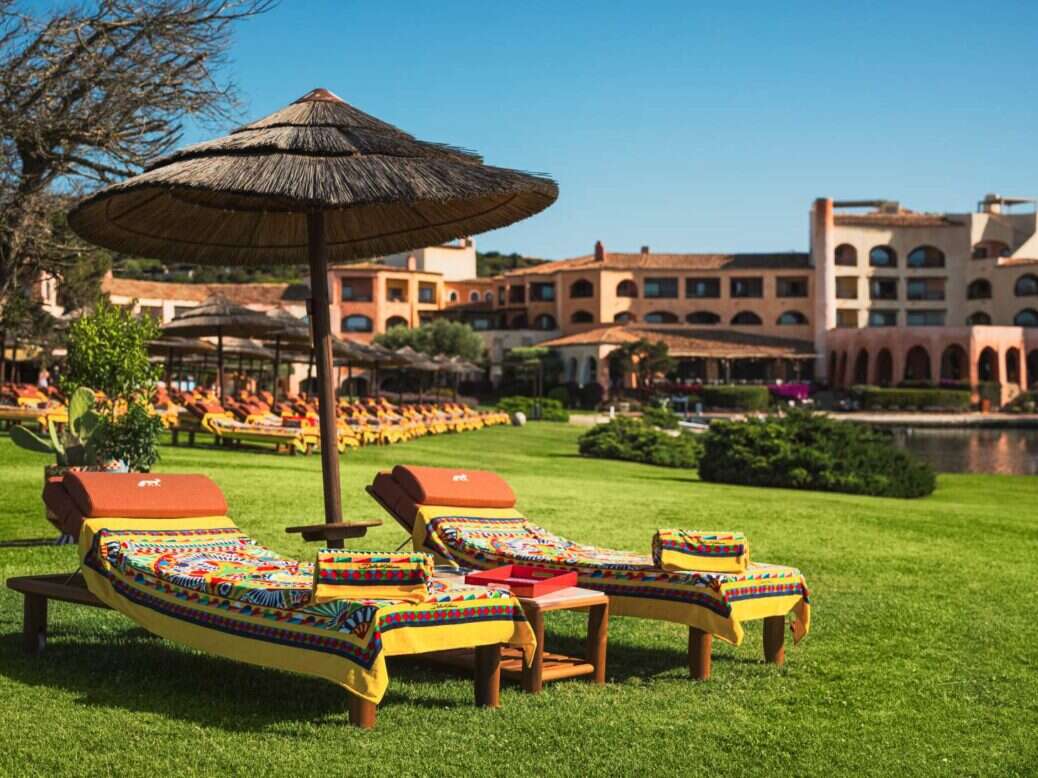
[411,505,809,646]
[652,530,749,573]
[313,551,434,604]
[77,516,535,703]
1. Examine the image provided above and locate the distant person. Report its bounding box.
[37,367,50,390]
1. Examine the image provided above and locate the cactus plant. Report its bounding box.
[11,387,102,466]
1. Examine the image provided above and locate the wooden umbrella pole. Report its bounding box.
[166,348,174,386]
[272,336,281,405]
[217,328,225,399]
[347,363,352,401]
[307,211,344,531]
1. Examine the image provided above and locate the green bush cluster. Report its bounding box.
[578,417,702,468]
[641,404,680,429]
[546,386,570,408]
[852,386,971,411]
[497,396,569,422]
[1004,391,1038,414]
[701,385,770,410]
[698,409,936,498]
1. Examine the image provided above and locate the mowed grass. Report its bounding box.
[0,423,1036,777]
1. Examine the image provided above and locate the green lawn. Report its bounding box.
[0,424,1035,776]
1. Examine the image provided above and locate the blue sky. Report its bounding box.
[97,2,1038,257]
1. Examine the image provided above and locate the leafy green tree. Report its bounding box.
[608,339,673,395]
[374,319,485,362]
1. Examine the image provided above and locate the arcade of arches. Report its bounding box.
[826,330,1036,404]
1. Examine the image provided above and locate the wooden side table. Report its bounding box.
[428,584,609,694]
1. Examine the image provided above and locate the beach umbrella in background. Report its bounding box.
[67,87,557,541]
[159,295,281,398]
[262,307,311,404]
[146,336,215,387]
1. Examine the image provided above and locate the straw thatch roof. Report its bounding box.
[68,88,558,266]
[539,325,816,359]
[211,337,274,360]
[161,295,282,338]
[147,337,216,356]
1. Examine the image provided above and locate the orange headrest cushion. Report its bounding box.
[63,472,228,518]
[391,465,515,508]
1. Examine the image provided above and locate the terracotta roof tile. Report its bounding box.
[834,211,960,228]
[539,324,815,358]
[104,277,292,306]
[503,252,810,277]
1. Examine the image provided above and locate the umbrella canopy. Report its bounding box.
[161,295,282,398]
[212,337,274,361]
[147,337,216,357]
[67,87,557,540]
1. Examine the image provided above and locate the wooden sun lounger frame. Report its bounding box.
[365,485,786,681]
[6,571,504,729]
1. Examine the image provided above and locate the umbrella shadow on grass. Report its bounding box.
[0,629,461,731]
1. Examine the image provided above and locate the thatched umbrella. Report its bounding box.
[160,295,281,398]
[68,87,557,538]
[147,336,215,387]
[264,307,311,404]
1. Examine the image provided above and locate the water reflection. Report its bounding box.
[890,428,1038,475]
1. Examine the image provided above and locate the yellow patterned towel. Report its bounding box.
[313,551,434,603]
[652,530,749,573]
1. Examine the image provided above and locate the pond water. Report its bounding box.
[890,427,1038,475]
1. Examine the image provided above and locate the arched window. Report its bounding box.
[1014,274,1038,297]
[484,291,493,303]
[584,356,597,385]
[385,316,408,330]
[570,279,594,298]
[853,349,869,385]
[966,311,992,325]
[341,314,373,333]
[686,311,720,325]
[469,290,480,303]
[644,311,678,324]
[907,245,945,268]
[875,349,893,386]
[972,240,1010,259]
[1014,308,1038,327]
[613,311,635,324]
[978,347,999,382]
[776,311,808,325]
[616,280,638,298]
[448,291,459,303]
[967,279,992,300]
[869,245,897,268]
[903,346,932,381]
[568,357,578,382]
[533,314,557,331]
[571,310,594,324]
[835,244,857,266]
[940,344,967,381]
[1007,348,1022,384]
[511,313,528,329]
[731,311,762,325]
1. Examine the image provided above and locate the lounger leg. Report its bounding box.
[585,603,608,685]
[23,593,47,655]
[346,693,376,729]
[688,627,712,681]
[763,615,786,666]
[521,609,545,694]
[474,644,502,708]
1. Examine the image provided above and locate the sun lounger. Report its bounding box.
[368,465,810,680]
[11,471,536,728]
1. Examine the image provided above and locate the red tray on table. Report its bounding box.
[465,565,578,598]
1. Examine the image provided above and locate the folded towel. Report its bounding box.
[313,551,434,603]
[652,530,749,573]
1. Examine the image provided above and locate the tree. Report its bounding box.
[0,0,275,311]
[375,319,485,362]
[608,339,673,396]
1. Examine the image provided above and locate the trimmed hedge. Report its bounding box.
[642,404,680,429]
[497,396,569,422]
[698,409,936,498]
[701,385,770,411]
[852,386,971,411]
[579,417,702,468]
[546,386,570,408]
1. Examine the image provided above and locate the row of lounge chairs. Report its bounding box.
[161,388,508,453]
[8,464,810,729]
[0,383,67,429]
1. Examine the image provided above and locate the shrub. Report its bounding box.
[642,403,680,429]
[701,385,770,411]
[579,381,605,410]
[854,387,971,411]
[546,386,570,408]
[497,396,569,422]
[579,417,702,468]
[698,408,936,498]
[1004,391,1038,414]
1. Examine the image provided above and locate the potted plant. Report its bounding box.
[10,386,119,477]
